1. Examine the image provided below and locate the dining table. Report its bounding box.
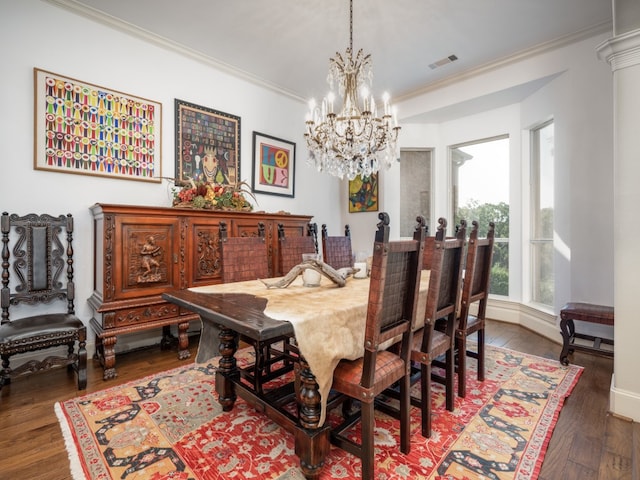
[162,269,430,479]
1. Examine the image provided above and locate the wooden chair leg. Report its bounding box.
[77,337,87,390]
[420,363,432,438]
[361,401,375,480]
[477,329,485,382]
[399,372,411,454]
[458,335,467,398]
[445,349,455,411]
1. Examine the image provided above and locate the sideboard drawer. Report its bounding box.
[105,302,181,328]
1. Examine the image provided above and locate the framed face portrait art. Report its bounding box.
[175,99,240,186]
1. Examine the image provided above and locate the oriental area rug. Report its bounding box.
[56,345,582,480]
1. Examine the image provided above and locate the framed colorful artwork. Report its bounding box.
[175,99,241,186]
[34,68,162,182]
[251,131,295,197]
[348,173,379,213]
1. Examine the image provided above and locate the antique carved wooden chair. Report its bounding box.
[456,220,495,397]
[321,223,353,269]
[0,212,87,391]
[411,217,465,437]
[219,221,291,392]
[330,213,426,479]
[277,222,318,274]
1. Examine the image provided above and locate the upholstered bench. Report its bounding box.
[559,302,614,365]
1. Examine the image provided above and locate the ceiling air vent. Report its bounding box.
[428,54,458,70]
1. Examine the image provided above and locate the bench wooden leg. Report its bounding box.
[559,315,575,366]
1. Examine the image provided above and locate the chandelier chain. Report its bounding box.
[349,0,353,52]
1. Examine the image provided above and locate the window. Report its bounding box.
[530,121,554,306]
[451,136,509,296]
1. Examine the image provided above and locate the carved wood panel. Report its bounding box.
[116,217,180,299]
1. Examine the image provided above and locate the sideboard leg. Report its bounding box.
[100,335,118,380]
[177,321,191,360]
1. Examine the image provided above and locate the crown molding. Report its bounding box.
[597,28,640,71]
[44,0,306,102]
[397,21,612,102]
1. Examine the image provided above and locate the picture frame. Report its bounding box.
[348,173,379,213]
[34,68,162,182]
[175,99,240,186]
[251,131,295,197]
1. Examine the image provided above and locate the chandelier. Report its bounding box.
[304,0,401,181]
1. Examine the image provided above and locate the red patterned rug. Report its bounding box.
[56,344,582,479]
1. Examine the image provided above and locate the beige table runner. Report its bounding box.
[190,270,429,426]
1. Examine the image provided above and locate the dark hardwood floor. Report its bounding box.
[0,320,637,479]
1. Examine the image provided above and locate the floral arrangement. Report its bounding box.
[172,179,255,211]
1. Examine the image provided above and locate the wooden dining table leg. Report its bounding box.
[215,326,239,411]
[295,357,330,479]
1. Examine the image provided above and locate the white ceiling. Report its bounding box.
[49,0,612,106]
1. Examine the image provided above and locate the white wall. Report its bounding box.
[0,0,343,352]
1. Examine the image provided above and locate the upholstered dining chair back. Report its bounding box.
[456,220,496,397]
[409,217,466,437]
[0,212,87,391]
[330,212,427,479]
[321,223,353,269]
[277,222,318,274]
[219,221,269,283]
[422,220,465,270]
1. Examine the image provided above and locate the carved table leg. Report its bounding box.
[297,357,322,428]
[295,356,330,478]
[215,327,239,412]
[177,321,191,360]
[559,313,575,366]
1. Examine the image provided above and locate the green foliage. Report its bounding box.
[456,200,509,237]
[456,200,510,296]
[490,265,509,296]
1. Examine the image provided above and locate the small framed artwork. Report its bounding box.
[251,131,295,197]
[34,68,162,182]
[175,99,240,186]
[348,173,379,213]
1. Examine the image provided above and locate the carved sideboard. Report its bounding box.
[88,203,313,380]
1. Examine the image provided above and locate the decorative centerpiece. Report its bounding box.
[172,179,255,212]
[261,258,359,289]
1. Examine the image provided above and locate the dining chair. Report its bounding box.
[422,221,463,270]
[410,217,466,437]
[330,212,426,479]
[0,212,87,391]
[321,223,353,269]
[277,222,318,274]
[456,220,495,397]
[219,221,291,392]
[220,221,270,282]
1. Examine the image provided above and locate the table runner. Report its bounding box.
[190,270,429,425]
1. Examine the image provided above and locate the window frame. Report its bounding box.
[529,119,555,308]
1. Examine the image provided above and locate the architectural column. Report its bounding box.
[597,9,640,421]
